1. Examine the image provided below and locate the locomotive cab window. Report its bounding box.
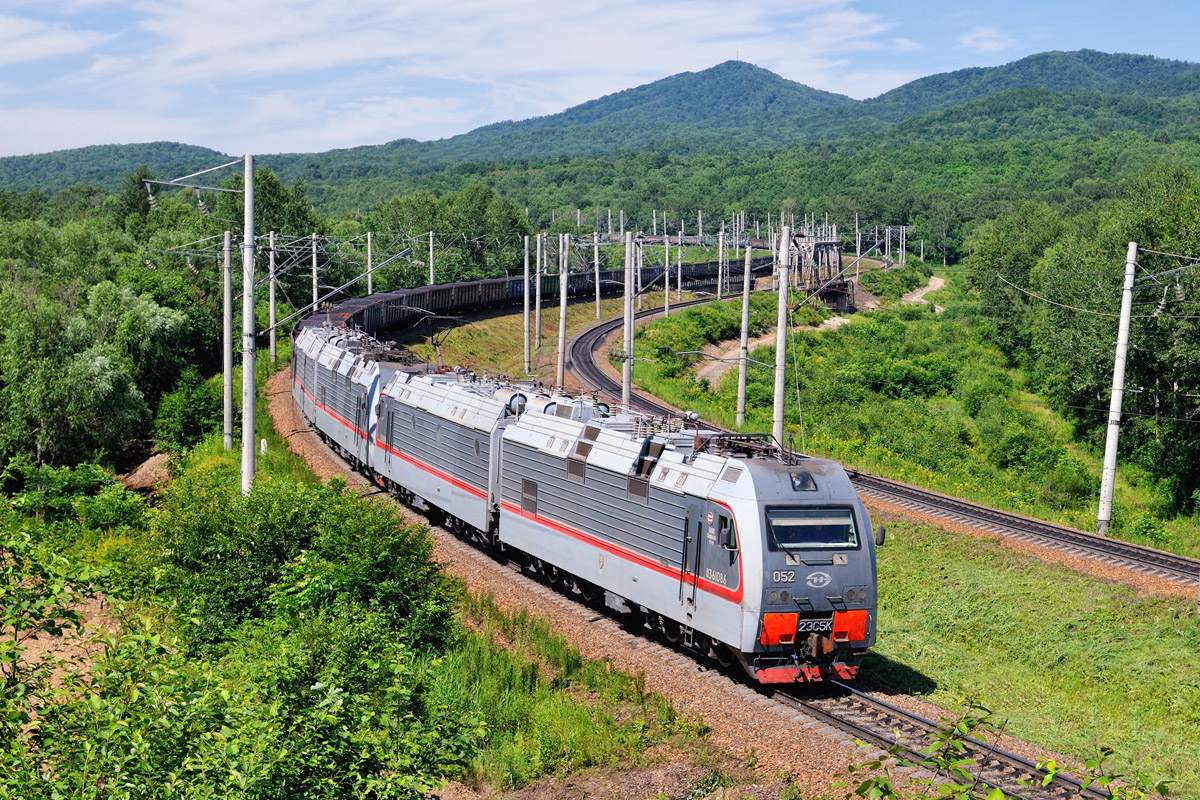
[765,507,857,550]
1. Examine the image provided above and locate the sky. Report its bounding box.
[2,0,1198,159]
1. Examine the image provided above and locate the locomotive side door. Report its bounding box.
[681,500,704,611]
[355,391,366,449]
[383,409,394,467]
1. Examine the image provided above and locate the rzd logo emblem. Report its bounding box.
[806,571,832,589]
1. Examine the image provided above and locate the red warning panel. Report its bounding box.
[760,612,799,646]
[832,609,869,642]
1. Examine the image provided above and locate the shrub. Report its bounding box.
[153,367,223,452]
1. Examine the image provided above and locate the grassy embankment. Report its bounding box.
[3,348,728,797]
[416,271,1200,793]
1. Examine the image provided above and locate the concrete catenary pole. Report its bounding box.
[593,232,601,319]
[772,227,791,449]
[240,154,256,496]
[556,234,568,387]
[268,231,277,363]
[366,231,373,296]
[535,233,543,348]
[1097,241,1140,536]
[636,237,643,311]
[223,231,233,451]
[718,231,725,300]
[523,235,531,374]
[664,233,671,318]
[737,244,753,428]
[677,232,683,302]
[429,231,435,285]
[622,232,633,406]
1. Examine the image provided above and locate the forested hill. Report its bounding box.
[421,60,855,159]
[862,49,1200,120]
[0,142,229,195]
[3,49,1200,197]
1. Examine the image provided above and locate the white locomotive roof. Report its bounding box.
[503,406,581,457]
[504,406,728,498]
[384,371,508,433]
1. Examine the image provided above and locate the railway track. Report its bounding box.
[568,302,1200,590]
[850,473,1200,587]
[563,298,1200,795]
[777,685,1109,800]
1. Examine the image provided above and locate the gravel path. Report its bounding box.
[899,275,945,311]
[267,367,1103,795]
[267,369,875,791]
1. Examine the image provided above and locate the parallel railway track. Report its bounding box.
[563,298,1200,796]
[568,302,1200,590]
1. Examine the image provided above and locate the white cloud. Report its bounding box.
[958,26,1014,53]
[0,0,934,155]
[0,105,198,157]
[0,14,107,66]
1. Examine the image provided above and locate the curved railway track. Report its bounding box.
[563,297,1200,795]
[568,302,1200,590]
[301,293,1185,797]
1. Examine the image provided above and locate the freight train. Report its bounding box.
[290,267,881,684]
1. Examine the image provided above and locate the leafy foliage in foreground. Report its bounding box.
[0,424,693,799]
[1,456,472,799]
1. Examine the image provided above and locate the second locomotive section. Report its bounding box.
[293,325,878,684]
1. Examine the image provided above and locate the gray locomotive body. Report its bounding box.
[293,324,878,684]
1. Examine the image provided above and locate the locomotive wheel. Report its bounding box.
[711,642,735,668]
[659,615,682,644]
[574,580,596,603]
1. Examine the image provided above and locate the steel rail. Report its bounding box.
[776,684,1110,800]
[568,304,1200,589]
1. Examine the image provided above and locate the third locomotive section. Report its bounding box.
[290,265,878,685]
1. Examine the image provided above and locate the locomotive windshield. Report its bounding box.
[765,507,858,550]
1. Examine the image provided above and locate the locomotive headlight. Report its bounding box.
[768,590,779,603]
[845,585,869,603]
[781,590,790,602]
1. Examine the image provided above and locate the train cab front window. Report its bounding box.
[766,507,858,550]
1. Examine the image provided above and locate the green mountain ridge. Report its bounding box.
[2,49,1198,197]
[863,49,1200,119]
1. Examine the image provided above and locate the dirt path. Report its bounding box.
[900,275,945,311]
[693,273,945,387]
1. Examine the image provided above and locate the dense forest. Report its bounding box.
[2,47,1200,796]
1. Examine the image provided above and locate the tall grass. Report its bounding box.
[876,520,1200,793]
[424,593,691,790]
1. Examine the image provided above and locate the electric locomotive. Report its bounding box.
[292,323,882,684]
